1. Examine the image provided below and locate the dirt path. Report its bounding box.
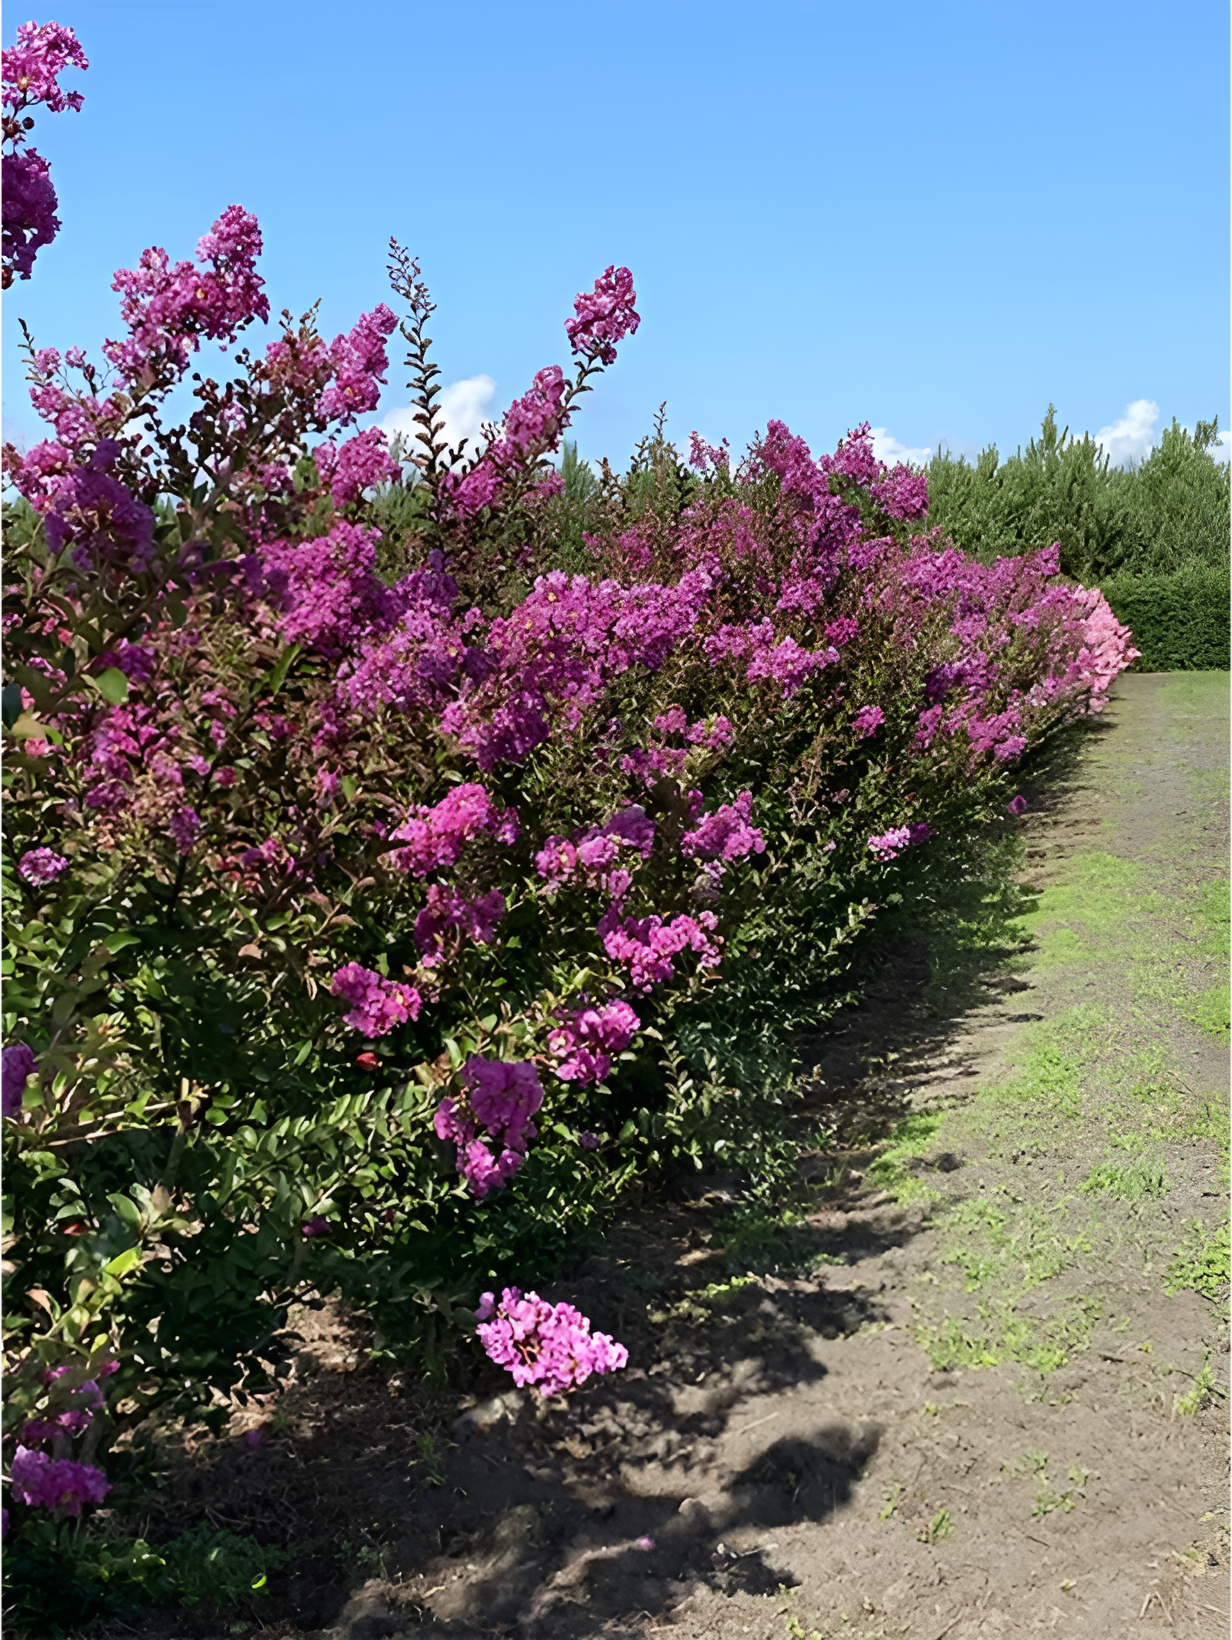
[151,675,1229,1640]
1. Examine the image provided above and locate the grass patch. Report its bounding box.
[1165,1220,1231,1301]
[940,1196,1091,1291]
[865,1114,944,1204]
[983,1014,1102,1121]
[919,1293,1102,1375]
[1178,981,1230,1040]
[1194,879,1231,958]
[1080,1157,1167,1200]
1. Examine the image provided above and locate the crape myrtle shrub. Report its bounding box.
[1,22,1138,1529]
[926,406,1230,579]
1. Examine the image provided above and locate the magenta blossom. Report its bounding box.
[18,846,69,885]
[475,1287,628,1397]
[565,266,640,366]
[435,1058,544,1199]
[852,705,885,738]
[548,999,640,1085]
[681,791,764,865]
[9,1446,110,1517]
[315,426,400,507]
[1007,794,1029,816]
[868,823,934,861]
[2,1043,37,1118]
[599,906,722,991]
[330,963,421,1036]
[387,783,517,876]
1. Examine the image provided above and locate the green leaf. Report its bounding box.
[104,930,142,955]
[261,643,302,697]
[102,1246,142,1279]
[92,668,130,706]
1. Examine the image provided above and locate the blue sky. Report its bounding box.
[4,0,1228,469]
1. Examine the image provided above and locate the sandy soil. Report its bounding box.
[115,673,1231,1640]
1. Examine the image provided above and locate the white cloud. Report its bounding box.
[1093,398,1159,467]
[381,374,497,463]
[870,427,934,468]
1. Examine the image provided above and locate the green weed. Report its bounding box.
[1165,1221,1231,1301]
[1179,982,1230,1040]
[920,1294,1102,1375]
[916,1510,952,1544]
[865,1114,943,1204]
[1080,1158,1167,1200]
[1174,1356,1216,1416]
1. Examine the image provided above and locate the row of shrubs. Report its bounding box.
[1,21,1138,1608]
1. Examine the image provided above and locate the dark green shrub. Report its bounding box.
[1101,564,1230,672]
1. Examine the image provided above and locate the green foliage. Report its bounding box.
[1099,563,1230,671]
[1165,1220,1230,1301]
[927,407,1230,584]
[1,1518,286,1637]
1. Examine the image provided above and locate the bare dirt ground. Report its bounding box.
[119,673,1230,1640]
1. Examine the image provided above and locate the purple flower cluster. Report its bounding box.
[3,149,59,283]
[2,21,87,287]
[387,783,517,876]
[475,1287,628,1397]
[548,999,640,1085]
[317,305,397,425]
[105,205,269,384]
[315,427,400,508]
[10,1446,110,1517]
[38,443,156,572]
[3,1043,37,1118]
[18,846,69,884]
[852,705,885,738]
[535,805,655,896]
[434,1057,543,1198]
[598,906,722,992]
[565,265,640,365]
[681,791,764,865]
[414,884,505,967]
[330,963,422,1037]
[868,823,934,861]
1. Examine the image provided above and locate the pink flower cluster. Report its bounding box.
[868,822,934,861]
[548,999,640,1085]
[3,20,88,114]
[104,204,269,384]
[598,906,722,992]
[317,304,397,424]
[18,846,68,884]
[261,520,395,658]
[852,705,884,738]
[331,963,422,1037]
[9,1446,110,1517]
[434,1057,543,1198]
[414,884,505,967]
[565,265,640,365]
[535,805,656,896]
[2,20,86,288]
[681,791,765,865]
[315,427,400,507]
[3,1042,36,1118]
[475,1286,628,1396]
[387,783,518,876]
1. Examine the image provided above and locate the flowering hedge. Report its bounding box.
[1,21,1138,1529]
